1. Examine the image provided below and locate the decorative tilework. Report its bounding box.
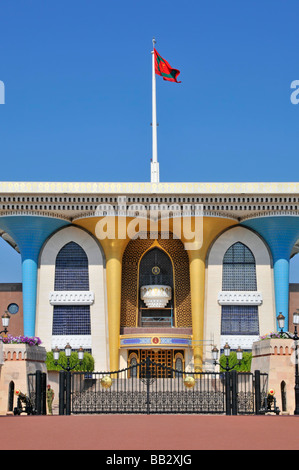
[121,234,191,328]
[121,338,152,346]
[2,181,299,194]
[49,291,94,305]
[119,336,192,347]
[160,337,191,345]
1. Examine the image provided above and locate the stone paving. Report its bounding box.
[0,414,298,450]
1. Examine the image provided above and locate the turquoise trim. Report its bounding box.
[242,216,299,330]
[0,216,69,336]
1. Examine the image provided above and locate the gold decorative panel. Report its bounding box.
[120,234,192,328]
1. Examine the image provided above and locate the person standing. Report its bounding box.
[46,384,54,415]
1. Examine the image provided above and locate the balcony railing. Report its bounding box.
[140,308,173,328]
[141,317,173,327]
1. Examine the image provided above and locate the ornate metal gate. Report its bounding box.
[67,357,268,415]
[26,370,47,415]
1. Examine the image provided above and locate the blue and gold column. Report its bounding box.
[0,216,69,337]
[242,216,299,330]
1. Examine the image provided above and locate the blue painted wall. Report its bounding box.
[0,216,69,336]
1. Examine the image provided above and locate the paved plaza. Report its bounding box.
[0,414,298,451]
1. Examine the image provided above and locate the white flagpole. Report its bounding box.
[151,37,160,183]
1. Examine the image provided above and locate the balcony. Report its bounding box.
[140,308,173,328]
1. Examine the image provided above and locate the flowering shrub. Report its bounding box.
[0,335,42,346]
[259,332,289,340]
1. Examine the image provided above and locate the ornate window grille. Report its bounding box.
[53,242,91,336]
[221,242,259,336]
[222,242,257,291]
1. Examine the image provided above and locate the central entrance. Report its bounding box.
[140,350,173,378]
[128,349,184,378]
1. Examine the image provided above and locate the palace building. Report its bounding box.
[0,180,299,373]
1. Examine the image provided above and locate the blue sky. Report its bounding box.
[0,0,299,282]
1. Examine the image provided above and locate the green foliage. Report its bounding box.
[46,350,94,372]
[219,351,252,372]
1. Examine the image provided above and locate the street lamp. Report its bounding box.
[53,344,84,372]
[277,311,299,415]
[212,342,243,372]
[0,311,10,335]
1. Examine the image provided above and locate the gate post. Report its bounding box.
[231,370,238,415]
[225,371,231,415]
[254,370,261,415]
[41,372,47,415]
[59,370,66,415]
[35,370,42,415]
[65,371,72,415]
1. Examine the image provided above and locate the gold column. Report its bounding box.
[101,237,129,372]
[187,250,205,372]
[174,216,237,371]
[74,216,130,372]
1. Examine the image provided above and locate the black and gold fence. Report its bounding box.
[57,357,268,415]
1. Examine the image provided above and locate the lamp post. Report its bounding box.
[212,343,243,416]
[53,344,84,416]
[212,343,243,372]
[0,311,10,335]
[53,343,84,372]
[277,311,299,415]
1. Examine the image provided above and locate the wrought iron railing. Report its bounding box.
[62,358,268,416]
[141,316,173,327]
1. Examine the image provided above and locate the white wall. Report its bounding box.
[204,226,276,365]
[36,225,109,371]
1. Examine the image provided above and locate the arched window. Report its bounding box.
[139,248,174,327]
[222,242,257,291]
[174,353,184,378]
[52,242,91,336]
[221,242,259,336]
[128,353,138,378]
[139,248,173,288]
[54,241,89,291]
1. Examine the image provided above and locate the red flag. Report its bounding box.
[154,49,181,83]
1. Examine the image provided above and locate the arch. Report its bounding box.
[205,225,276,356]
[174,352,185,377]
[36,225,108,371]
[54,241,89,291]
[128,352,139,378]
[138,247,174,327]
[120,234,191,329]
[139,247,174,289]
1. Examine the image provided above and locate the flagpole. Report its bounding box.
[151,37,160,183]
